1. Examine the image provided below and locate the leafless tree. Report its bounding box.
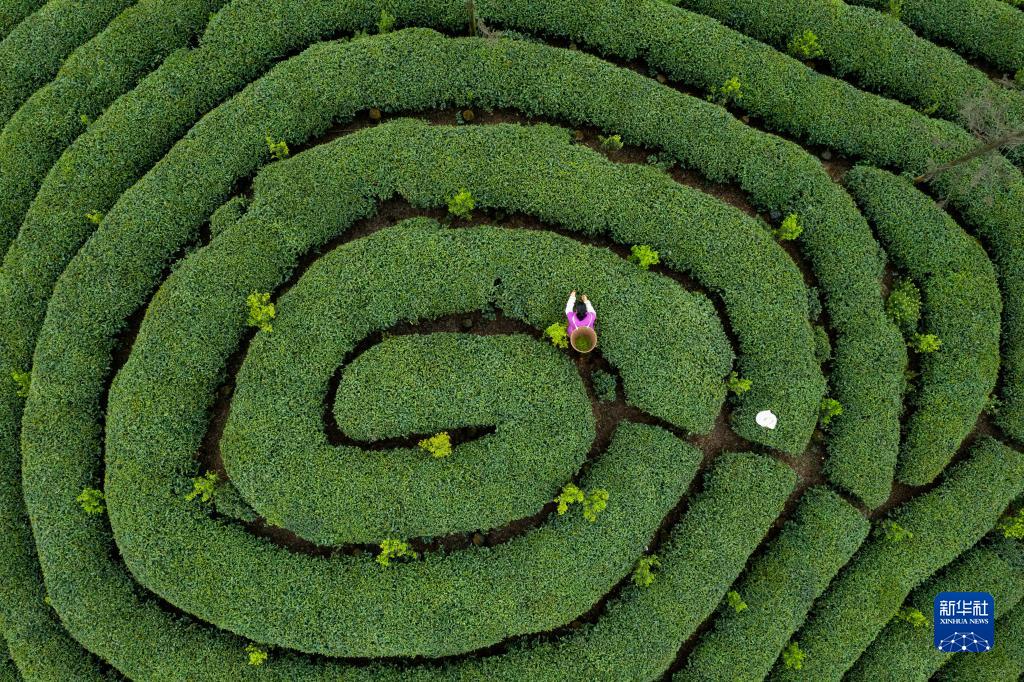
[914,91,1024,200]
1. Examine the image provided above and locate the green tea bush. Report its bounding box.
[377,8,396,33]
[597,133,624,151]
[3,2,1024,677]
[787,29,823,59]
[781,642,805,670]
[894,606,927,628]
[631,555,660,587]
[245,292,274,332]
[725,590,747,613]
[678,487,868,682]
[819,397,843,427]
[184,471,218,505]
[10,370,29,398]
[628,244,659,269]
[545,322,568,349]
[846,168,1001,485]
[243,643,267,666]
[771,439,1024,680]
[726,371,751,396]
[265,135,289,161]
[375,539,419,567]
[999,509,1024,539]
[773,214,802,241]
[75,488,105,516]
[582,488,609,522]
[909,332,941,353]
[708,75,742,105]
[554,483,584,514]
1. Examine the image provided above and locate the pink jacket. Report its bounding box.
[565,293,596,335]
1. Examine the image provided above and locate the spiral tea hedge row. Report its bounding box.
[0,0,1023,679]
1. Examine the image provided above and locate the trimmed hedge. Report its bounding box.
[672,0,1024,165]
[116,290,698,659]
[0,1,1019,676]
[935,601,1024,681]
[15,68,808,670]
[47,185,797,670]
[676,486,869,681]
[482,0,1024,443]
[769,437,1024,680]
[0,27,828,677]
[845,166,1001,485]
[0,30,823,456]
[481,0,906,504]
[0,0,45,39]
[0,0,227,257]
[847,538,1024,681]
[0,0,133,126]
[848,0,1024,74]
[224,224,729,544]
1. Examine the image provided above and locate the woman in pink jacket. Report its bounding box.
[565,290,597,352]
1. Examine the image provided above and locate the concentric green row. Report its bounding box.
[848,537,1024,681]
[480,0,1024,445]
[771,437,1024,680]
[2,0,913,499]
[223,221,730,545]
[673,0,1024,165]
[112,213,727,656]
[846,167,1001,485]
[0,0,131,127]
[848,0,1024,74]
[7,0,1021,499]
[0,0,226,254]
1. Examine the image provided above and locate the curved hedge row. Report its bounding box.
[481,0,906,505]
[0,1,905,486]
[0,0,226,256]
[0,0,132,126]
[845,166,1001,485]
[224,224,729,544]
[0,0,921,493]
[0,23,839,454]
[0,0,45,39]
[847,538,1024,681]
[9,33,822,460]
[483,0,1024,443]
[673,0,1024,165]
[0,0,462,417]
[13,62,808,669]
[676,486,869,681]
[119,326,695,658]
[111,220,718,657]
[769,437,1024,680]
[0,26,833,675]
[848,0,1024,74]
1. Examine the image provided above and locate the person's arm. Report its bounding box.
[583,295,595,317]
[565,290,577,315]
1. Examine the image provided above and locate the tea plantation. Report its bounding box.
[1,0,1024,679]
